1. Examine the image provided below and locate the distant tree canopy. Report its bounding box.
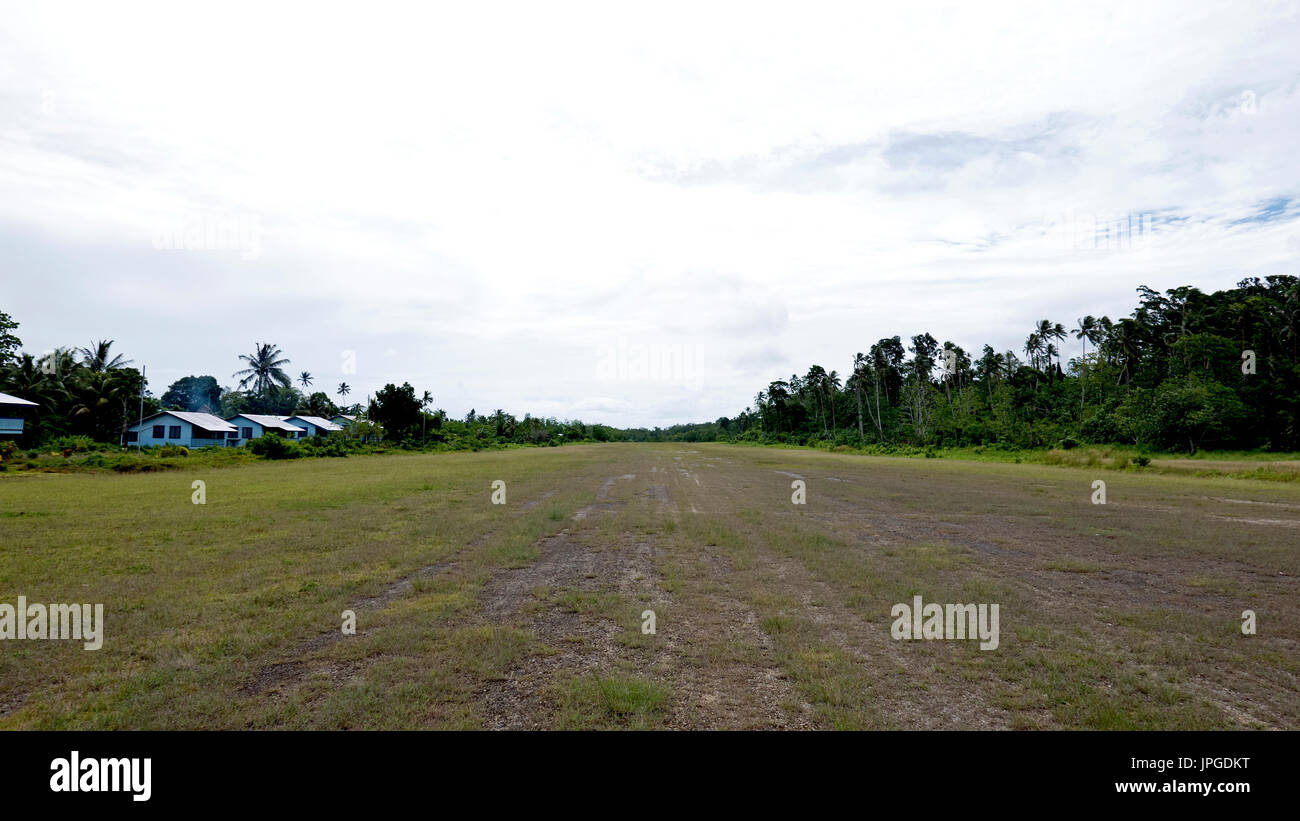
[0,323,619,449]
[6,275,1295,454]
[369,382,422,441]
[0,310,23,366]
[689,276,1300,454]
[161,375,223,413]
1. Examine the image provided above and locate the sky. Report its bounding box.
[1,0,1298,427]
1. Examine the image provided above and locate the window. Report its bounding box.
[126,431,139,442]
[168,425,181,439]
[228,431,238,439]
[153,425,165,438]
[242,427,253,439]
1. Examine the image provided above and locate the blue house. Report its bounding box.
[284,415,343,437]
[226,414,308,446]
[126,411,237,448]
[0,391,38,438]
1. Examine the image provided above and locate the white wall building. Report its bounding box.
[226,414,308,445]
[127,411,236,448]
[284,415,343,437]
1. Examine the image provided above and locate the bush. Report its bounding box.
[247,434,302,459]
[304,434,348,458]
[0,440,16,461]
[158,444,189,457]
[1133,454,1151,467]
[47,435,98,453]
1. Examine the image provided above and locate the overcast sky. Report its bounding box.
[1,1,1297,427]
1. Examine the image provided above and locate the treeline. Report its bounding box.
[679,276,1300,453]
[0,319,621,450]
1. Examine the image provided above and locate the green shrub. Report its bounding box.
[158,444,189,457]
[247,434,302,459]
[1133,454,1151,467]
[0,440,16,460]
[304,434,348,457]
[46,435,98,453]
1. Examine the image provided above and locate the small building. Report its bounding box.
[127,411,237,448]
[284,415,343,437]
[226,414,308,445]
[0,391,38,437]
[330,414,357,428]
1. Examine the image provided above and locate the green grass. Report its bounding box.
[556,674,671,729]
[3,441,1297,730]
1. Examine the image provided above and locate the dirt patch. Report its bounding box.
[238,560,457,698]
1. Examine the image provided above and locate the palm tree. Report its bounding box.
[78,340,132,372]
[233,343,292,395]
[852,352,868,442]
[298,371,313,391]
[1073,316,1098,408]
[1044,343,1060,383]
[1036,319,1067,371]
[804,365,829,434]
[337,382,351,405]
[421,391,433,442]
[1023,333,1041,370]
[825,369,841,435]
[1112,319,1142,384]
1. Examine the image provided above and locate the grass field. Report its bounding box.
[1,443,1296,729]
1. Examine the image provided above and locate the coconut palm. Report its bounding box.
[851,352,868,441]
[1035,319,1066,371]
[1073,316,1099,408]
[233,343,292,395]
[337,382,351,404]
[1023,333,1041,370]
[78,340,132,372]
[825,369,841,434]
[298,371,313,391]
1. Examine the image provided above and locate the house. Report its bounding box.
[0,391,38,438]
[283,415,343,437]
[127,411,237,448]
[330,414,357,428]
[226,414,308,445]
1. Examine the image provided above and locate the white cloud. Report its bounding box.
[1,0,1297,426]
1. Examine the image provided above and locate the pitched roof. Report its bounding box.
[135,411,236,432]
[0,391,38,407]
[230,414,306,433]
[287,415,343,431]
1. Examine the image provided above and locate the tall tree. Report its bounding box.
[161,375,223,413]
[233,343,292,396]
[368,382,422,441]
[0,310,21,367]
[78,340,132,372]
[1073,315,1099,408]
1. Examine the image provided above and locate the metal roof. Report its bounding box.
[133,411,236,432]
[230,414,306,432]
[0,391,38,407]
[286,415,343,431]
